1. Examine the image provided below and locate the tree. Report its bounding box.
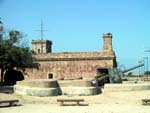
[0,29,34,84]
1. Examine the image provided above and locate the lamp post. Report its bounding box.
[143,57,148,77]
[144,57,148,72]
[145,50,150,71]
[142,59,145,74]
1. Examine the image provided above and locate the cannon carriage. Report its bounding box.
[93,64,144,86]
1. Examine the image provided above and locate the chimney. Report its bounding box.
[103,33,113,52]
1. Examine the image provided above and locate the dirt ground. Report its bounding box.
[0,90,150,113]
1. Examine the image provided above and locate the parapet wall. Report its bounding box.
[33,52,115,60]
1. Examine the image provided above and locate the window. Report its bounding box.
[38,49,40,53]
[48,73,53,79]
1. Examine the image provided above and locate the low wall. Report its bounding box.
[104,83,150,92]
[16,79,59,88]
[58,79,93,87]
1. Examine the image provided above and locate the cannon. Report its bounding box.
[93,64,144,85]
[109,63,144,83]
[122,64,144,73]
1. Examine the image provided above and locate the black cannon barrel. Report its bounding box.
[122,64,144,73]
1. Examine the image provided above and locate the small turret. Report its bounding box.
[32,40,52,54]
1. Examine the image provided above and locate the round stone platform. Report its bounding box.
[14,79,98,96]
[14,79,59,96]
[16,79,59,88]
[14,85,58,96]
[58,80,97,95]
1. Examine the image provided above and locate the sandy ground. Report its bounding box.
[0,90,150,113]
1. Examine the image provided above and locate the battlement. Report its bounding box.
[32,40,52,44]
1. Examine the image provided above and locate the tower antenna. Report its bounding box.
[36,20,48,53]
[41,20,43,40]
[36,20,47,40]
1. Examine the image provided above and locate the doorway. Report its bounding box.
[96,68,109,86]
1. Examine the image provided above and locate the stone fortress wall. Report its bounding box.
[25,33,117,80]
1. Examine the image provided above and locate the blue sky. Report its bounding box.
[0,0,150,71]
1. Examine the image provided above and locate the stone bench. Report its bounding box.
[142,99,150,105]
[0,100,19,106]
[57,99,84,106]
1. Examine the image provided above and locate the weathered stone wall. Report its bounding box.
[25,52,115,80]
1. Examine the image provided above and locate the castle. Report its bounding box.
[26,33,117,80]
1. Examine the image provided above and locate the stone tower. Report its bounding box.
[32,40,52,54]
[103,33,113,52]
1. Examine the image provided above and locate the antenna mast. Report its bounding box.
[40,20,43,40]
[36,20,47,53]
